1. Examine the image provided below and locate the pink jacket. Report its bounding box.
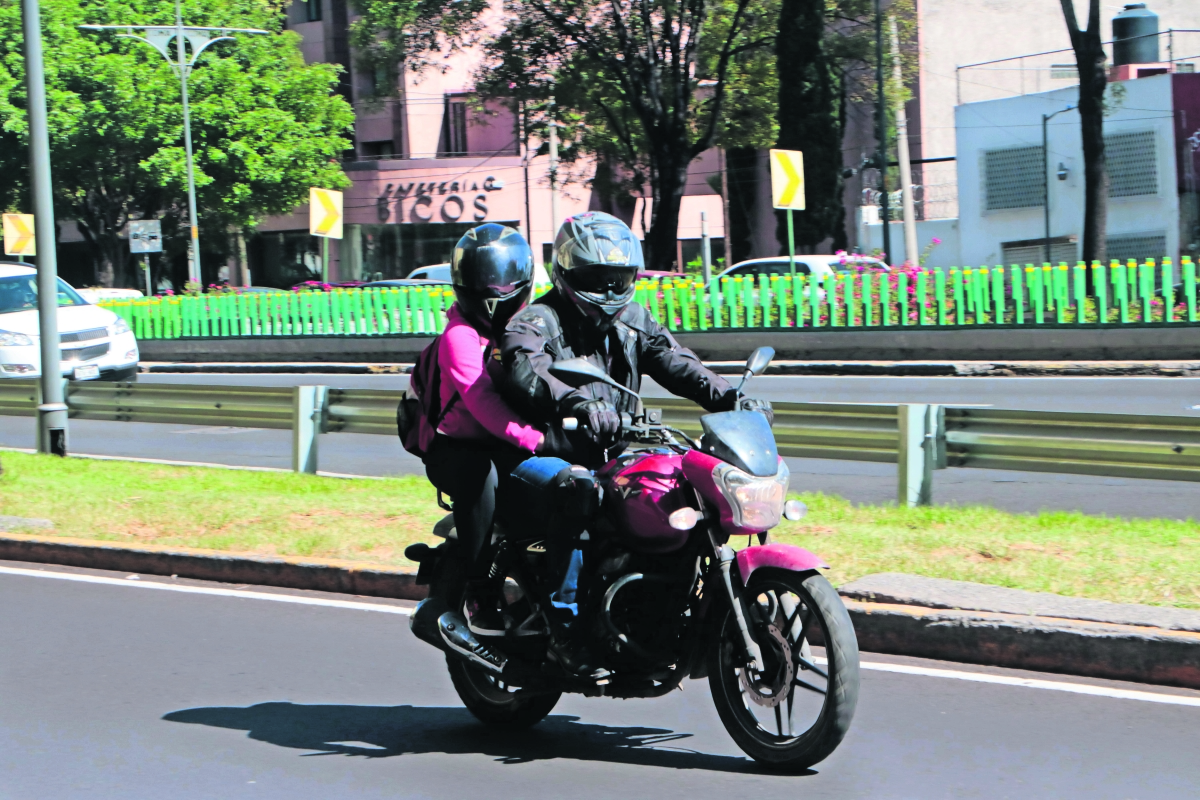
[436,303,543,453]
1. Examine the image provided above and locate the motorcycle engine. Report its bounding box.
[595,549,690,668]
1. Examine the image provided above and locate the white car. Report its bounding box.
[0,263,139,381]
[707,254,890,287]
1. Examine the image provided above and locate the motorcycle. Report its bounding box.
[405,347,859,770]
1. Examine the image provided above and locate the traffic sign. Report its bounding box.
[128,220,163,253]
[769,149,806,210]
[3,214,36,256]
[309,188,343,239]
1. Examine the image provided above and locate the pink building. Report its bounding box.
[247,0,726,286]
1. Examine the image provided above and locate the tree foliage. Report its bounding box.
[0,0,354,286]
[472,0,775,269]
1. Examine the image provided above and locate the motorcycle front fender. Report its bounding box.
[735,542,829,584]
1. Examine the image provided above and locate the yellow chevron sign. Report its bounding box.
[309,188,344,239]
[3,213,35,256]
[769,149,806,210]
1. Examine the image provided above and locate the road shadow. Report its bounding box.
[163,702,794,774]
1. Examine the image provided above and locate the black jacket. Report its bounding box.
[497,288,737,464]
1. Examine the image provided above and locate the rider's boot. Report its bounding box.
[547,623,610,682]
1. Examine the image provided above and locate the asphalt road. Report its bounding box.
[2,562,1198,799]
[4,374,1200,519]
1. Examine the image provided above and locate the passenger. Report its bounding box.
[416,224,544,641]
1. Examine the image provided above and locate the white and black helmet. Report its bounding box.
[552,211,644,324]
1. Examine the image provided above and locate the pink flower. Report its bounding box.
[931,237,942,245]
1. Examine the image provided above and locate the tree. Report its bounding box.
[476,0,775,270]
[1059,0,1107,265]
[0,0,354,287]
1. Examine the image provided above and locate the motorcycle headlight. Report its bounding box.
[712,460,790,531]
[108,318,131,336]
[0,329,34,347]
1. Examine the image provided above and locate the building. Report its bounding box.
[854,0,1200,266]
[241,0,725,287]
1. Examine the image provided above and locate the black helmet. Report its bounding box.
[552,211,644,325]
[450,223,534,334]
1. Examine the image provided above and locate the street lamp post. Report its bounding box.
[22,0,68,455]
[81,1,266,286]
[1042,105,1077,264]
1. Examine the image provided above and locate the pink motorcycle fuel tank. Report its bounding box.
[598,449,693,554]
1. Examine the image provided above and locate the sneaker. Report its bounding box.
[464,582,508,637]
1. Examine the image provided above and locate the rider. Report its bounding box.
[410,224,546,659]
[498,210,772,460]
[496,211,773,675]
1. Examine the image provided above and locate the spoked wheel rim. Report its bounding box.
[718,577,832,745]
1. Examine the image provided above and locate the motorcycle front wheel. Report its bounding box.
[707,568,860,770]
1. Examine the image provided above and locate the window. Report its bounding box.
[984,146,1045,211]
[732,261,811,277]
[1050,64,1077,80]
[0,275,87,314]
[1178,63,1196,74]
[305,0,321,22]
[360,140,395,159]
[1106,130,1157,198]
[1001,236,1077,265]
[443,98,468,157]
[1105,231,1167,263]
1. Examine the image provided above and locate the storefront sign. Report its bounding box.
[377,175,506,224]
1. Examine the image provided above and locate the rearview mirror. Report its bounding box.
[745,346,775,377]
[735,346,775,396]
[549,357,641,399]
[549,357,613,388]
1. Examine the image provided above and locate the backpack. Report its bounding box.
[397,335,458,459]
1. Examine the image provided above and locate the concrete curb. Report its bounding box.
[843,601,1200,690]
[2,532,1196,689]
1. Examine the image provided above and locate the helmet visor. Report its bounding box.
[563,264,638,297]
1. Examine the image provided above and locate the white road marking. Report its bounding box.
[4,564,1200,708]
[0,565,414,615]
[855,659,1200,707]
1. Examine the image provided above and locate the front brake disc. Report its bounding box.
[738,624,795,708]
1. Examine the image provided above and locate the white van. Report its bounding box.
[0,263,139,381]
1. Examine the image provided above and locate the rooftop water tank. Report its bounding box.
[1112,3,1159,66]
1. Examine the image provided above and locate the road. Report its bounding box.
[1,562,1197,799]
[4,374,1200,519]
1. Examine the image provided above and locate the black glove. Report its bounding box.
[571,398,621,444]
[739,397,774,426]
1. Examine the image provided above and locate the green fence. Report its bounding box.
[100,256,1198,339]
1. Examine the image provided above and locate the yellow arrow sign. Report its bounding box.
[3,213,36,256]
[769,149,806,210]
[309,188,344,239]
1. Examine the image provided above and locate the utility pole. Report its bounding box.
[548,95,561,240]
[81,4,266,287]
[23,0,68,455]
[700,210,713,287]
[1042,105,1076,263]
[874,0,891,263]
[889,17,918,267]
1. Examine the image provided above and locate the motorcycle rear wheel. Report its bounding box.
[707,568,859,770]
[447,657,561,727]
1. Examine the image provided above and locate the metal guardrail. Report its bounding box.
[5,380,1200,505]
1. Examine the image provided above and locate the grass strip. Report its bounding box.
[2,451,1197,609]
